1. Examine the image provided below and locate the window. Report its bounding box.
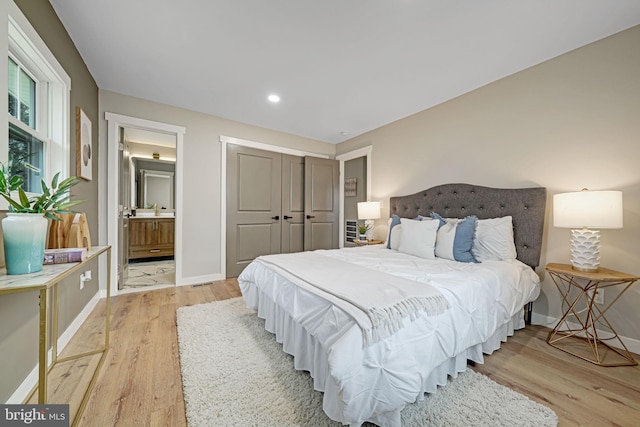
[8,56,44,192]
[8,56,36,127]
[8,122,43,192]
[2,3,70,202]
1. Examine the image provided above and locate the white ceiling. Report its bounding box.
[50,0,640,144]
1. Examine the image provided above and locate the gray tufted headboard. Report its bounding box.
[389,183,547,268]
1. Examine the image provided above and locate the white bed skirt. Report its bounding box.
[241,281,523,426]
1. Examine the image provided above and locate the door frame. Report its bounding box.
[105,112,185,296]
[336,146,373,248]
[219,135,329,278]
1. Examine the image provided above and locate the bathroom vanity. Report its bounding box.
[128,216,175,259]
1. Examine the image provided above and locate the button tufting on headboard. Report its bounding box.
[389,183,546,268]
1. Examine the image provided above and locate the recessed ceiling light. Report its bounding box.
[268,94,280,103]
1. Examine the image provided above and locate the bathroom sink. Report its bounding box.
[157,212,174,217]
[134,211,155,217]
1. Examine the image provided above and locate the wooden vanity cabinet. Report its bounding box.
[129,217,174,259]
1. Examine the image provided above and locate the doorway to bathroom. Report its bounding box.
[105,112,185,294]
[121,128,177,290]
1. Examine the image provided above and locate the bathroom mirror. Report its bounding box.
[131,157,175,209]
[141,169,174,209]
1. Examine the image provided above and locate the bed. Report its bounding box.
[238,183,547,426]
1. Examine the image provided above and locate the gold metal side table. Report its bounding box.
[0,245,112,426]
[545,263,638,366]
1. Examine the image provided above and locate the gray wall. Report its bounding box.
[0,0,100,402]
[337,25,640,343]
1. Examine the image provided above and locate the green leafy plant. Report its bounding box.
[357,223,371,235]
[0,160,84,221]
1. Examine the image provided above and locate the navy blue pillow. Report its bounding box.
[431,212,479,263]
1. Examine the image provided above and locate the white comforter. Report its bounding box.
[238,246,541,426]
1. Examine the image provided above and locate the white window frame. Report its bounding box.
[1,1,70,206]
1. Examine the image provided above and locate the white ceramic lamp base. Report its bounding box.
[364,219,375,241]
[570,228,601,272]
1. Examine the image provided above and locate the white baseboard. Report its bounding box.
[6,291,101,404]
[531,313,640,356]
[177,273,225,287]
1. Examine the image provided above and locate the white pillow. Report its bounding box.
[434,221,457,259]
[472,216,517,261]
[385,215,402,249]
[398,218,439,259]
[389,224,402,250]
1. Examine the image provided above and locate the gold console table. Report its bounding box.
[0,245,111,426]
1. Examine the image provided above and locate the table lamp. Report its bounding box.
[553,189,623,272]
[357,201,381,241]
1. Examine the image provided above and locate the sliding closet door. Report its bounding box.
[281,154,305,253]
[304,156,340,251]
[226,144,282,278]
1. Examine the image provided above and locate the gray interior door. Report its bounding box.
[281,154,305,253]
[226,144,282,277]
[304,156,340,251]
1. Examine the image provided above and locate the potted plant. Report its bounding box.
[0,161,83,274]
[357,223,371,241]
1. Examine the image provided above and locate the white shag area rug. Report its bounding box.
[177,298,558,427]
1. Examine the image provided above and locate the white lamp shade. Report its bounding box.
[357,201,381,220]
[553,190,623,229]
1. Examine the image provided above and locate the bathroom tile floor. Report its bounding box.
[124,259,175,289]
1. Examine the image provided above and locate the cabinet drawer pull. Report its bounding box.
[149,249,161,253]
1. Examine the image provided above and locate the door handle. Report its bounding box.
[306,215,315,219]
[271,215,280,220]
[283,215,291,220]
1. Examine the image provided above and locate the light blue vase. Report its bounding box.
[2,213,48,275]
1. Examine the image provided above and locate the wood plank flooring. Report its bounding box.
[44,279,639,426]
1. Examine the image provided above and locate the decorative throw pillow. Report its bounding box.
[386,215,402,249]
[397,218,439,260]
[472,216,517,261]
[389,224,402,250]
[431,213,479,263]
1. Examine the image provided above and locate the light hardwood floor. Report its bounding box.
[44,279,639,426]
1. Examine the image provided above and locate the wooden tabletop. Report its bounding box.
[354,239,383,245]
[545,263,640,281]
